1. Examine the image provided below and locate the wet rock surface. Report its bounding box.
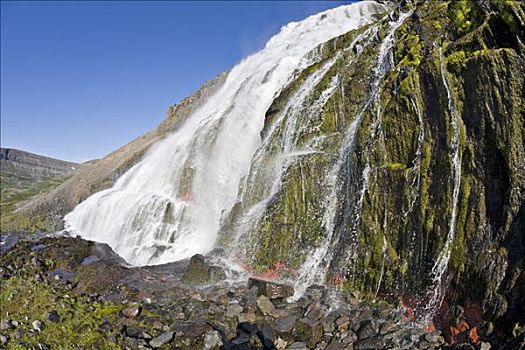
[2,236,523,349]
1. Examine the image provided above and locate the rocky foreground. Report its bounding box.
[0,234,522,350]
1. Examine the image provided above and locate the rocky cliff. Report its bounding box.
[0,148,78,180]
[218,0,525,339]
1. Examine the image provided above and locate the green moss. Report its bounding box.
[420,141,433,225]
[447,50,468,71]
[492,0,519,33]
[449,0,483,36]
[0,277,123,349]
[386,162,407,171]
[450,176,472,272]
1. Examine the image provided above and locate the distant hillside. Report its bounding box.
[0,148,78,181]
[0,148,80,231]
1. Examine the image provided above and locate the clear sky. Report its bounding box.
[1,1,351,162]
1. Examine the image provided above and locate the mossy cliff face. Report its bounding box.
[220,0,525,334]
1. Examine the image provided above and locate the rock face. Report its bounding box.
[217,0,525,341]
[0,148,78,180]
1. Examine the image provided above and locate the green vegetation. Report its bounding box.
[447,50,468,71]
[449,0,482,35]
[0,277,123,349]
[492,0,519,33]
[1,167,67,232]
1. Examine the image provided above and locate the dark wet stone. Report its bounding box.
[31,244,47,252]
[248,278,294,300]
[261,321,275,344]
[356,320,379,339]
[354,336,385,350]
[80,255,100,266]
[46,311,60,323]
[181,254,225,285]
[276,315,298,334]
[296,318,322,348]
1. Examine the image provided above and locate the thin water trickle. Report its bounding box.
[425,48,462,315]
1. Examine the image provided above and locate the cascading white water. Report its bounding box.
[64,1,388,266]
[425,48,462,313]
[293,11,412,297]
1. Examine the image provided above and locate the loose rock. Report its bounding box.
[149,331,175,348]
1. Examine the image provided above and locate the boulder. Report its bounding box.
[181,254,226,285]
[256,295,275,316]
[276,315,298,334]
[248,278,294,299]
[296,318,323,348]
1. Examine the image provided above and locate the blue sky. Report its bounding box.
[1,1,351,162]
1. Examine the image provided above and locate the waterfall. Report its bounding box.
[64,1,388,266]
[425,48,462,313]
[293,10,412,297]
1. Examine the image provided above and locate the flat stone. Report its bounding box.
[80,255,100,266]
[272,308,291,318]
[325,341,345,350]
[225,304,243,318]
[203,330,223,350]
[248,278,294,299]
[276,315,298,333]
[238,312,257,323]
[256,295,275,315]
[304,303,324,320]
[286,342,308,350]
[149,331,174,348]
[335,316,350,331]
